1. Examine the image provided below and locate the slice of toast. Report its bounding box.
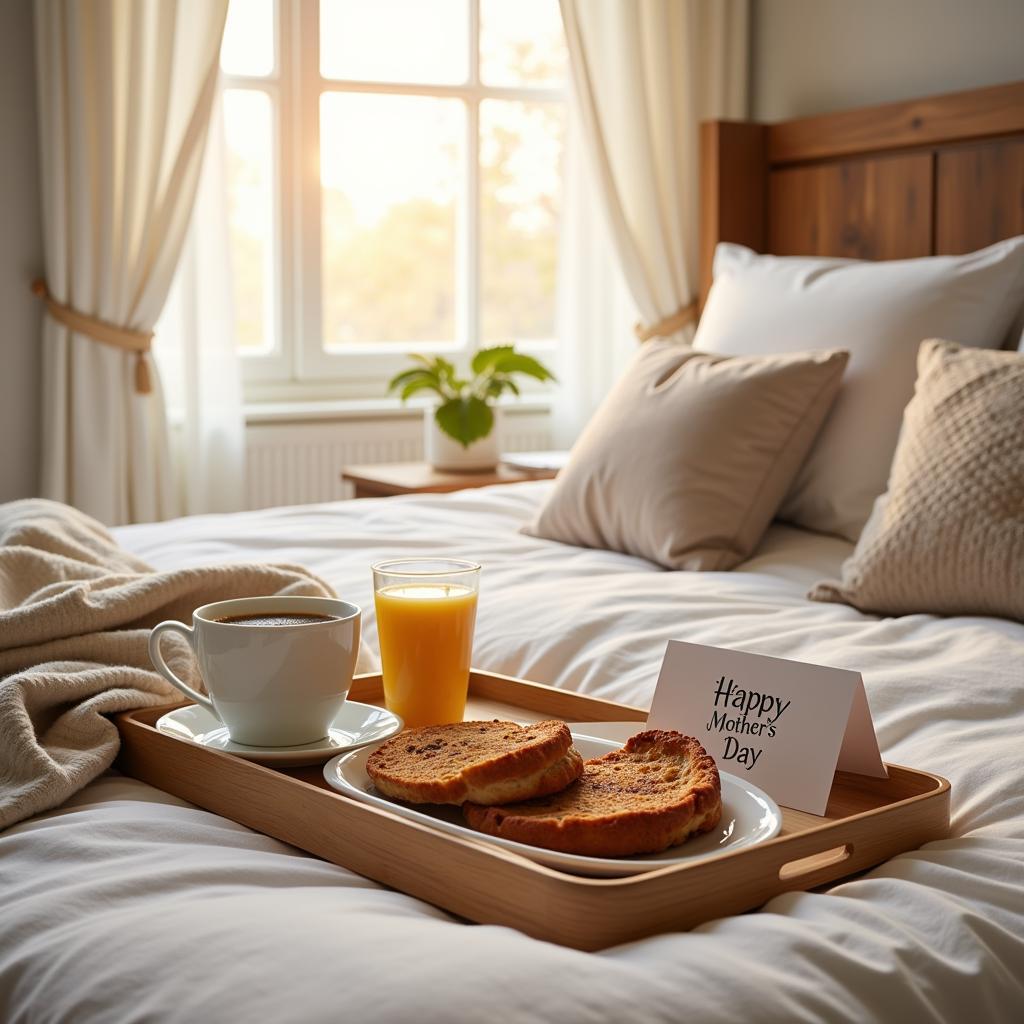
[365,719,583,806]
[463,730,722,857]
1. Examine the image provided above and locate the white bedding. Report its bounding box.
[2,482,1023,1023]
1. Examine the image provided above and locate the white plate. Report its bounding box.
[323,733,782,877]
[156,701,403,768]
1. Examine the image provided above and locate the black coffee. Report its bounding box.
[215,613,339,627]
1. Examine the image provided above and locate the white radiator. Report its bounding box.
[245,410,552,509]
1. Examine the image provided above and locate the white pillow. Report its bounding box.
[693,237,1024,541]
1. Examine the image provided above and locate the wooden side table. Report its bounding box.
[341,461,559,499]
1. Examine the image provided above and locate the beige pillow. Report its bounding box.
[694,238,1024,541]
[524,343,849,570]
[810,341,1024,620]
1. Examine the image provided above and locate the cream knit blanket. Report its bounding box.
[0,498,354,830]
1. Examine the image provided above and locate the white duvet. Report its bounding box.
[2,483,1023,1023]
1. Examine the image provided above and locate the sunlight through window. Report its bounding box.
[320,0,469,84]
[219,0,567,389]
[320,94,464,347]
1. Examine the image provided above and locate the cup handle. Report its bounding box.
[148,620,217,715]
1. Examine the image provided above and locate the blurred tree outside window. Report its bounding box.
[218,0,567,384]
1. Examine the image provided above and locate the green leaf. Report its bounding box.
[484,376,519,400]
[488,351,556,382]
[391,356,462,400]
[430,355,455,377]
[435,396,494,448]
[400,378,445,401]
[471,346,515,376]
[388,367,436,392]
[388,367,448,404]
[433,356,463,394]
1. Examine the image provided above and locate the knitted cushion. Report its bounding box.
[810,340,1024,621]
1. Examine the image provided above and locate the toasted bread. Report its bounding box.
[463,730,722,857]
[365,719,583,805]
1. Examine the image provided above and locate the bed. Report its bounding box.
[3,83,1024,1022]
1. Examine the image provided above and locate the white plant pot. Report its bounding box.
[424,407,501,472]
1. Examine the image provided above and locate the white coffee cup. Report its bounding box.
[148,595,361,747]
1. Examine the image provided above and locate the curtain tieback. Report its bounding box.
[634,301,699,343]
[31,279,154,394]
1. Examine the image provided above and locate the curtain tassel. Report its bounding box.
[134,353,153,394]
[634,301,700,343]
[31,278,155,394]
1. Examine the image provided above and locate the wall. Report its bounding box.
[751,0,1024,121]
[0,0,42,502]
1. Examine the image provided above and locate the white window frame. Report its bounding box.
[220,0,290,386]
[227,0,565,404]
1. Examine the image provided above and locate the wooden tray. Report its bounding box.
[114,670,950,951]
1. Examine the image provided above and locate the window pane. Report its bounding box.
[320,94,464,347]
[480,99,564,344]
[320,0,469,84]
[224,89,276,353]
[480,0,566,87]
[221,0,275,77]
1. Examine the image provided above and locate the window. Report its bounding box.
[220,0,567,400]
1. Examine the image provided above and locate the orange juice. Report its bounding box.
[374,582,478,728]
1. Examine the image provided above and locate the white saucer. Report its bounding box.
[324,732,782,877]
[156,701,403,767]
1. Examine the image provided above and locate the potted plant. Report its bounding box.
[388,346,556,472]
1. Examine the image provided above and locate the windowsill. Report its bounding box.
[243,394,554,425]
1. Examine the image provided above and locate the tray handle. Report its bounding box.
[778,842,854,885]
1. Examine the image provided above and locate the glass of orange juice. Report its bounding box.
[372,558,480,729]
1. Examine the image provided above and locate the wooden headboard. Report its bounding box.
[699,80,1024,305]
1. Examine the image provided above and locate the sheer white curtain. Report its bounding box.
[555,0,748,441]
[551,107,638,446]
[34,0,228,525]
[154,93,246,516]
